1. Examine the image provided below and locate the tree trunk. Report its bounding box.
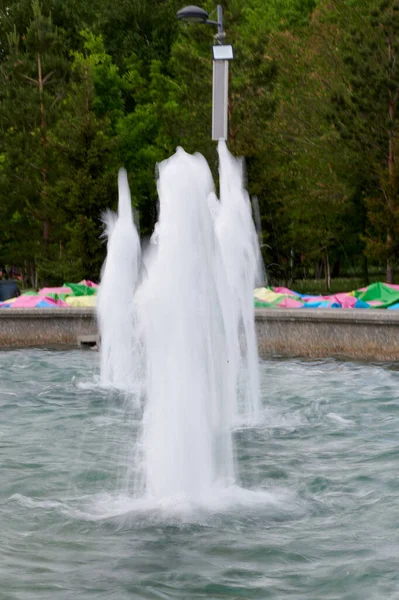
[43,220,50,248]
[22,261,27,289]
[362,254,369,286]
[386,232,394,283]
[387,37,395,284]
[38,52,50,248]
[325,252,331,291]
[290,247,294,283]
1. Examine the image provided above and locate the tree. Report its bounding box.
[0,1,68,282]
[326,0,399,282]
[49,32,123,281]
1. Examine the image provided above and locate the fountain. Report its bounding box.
[97,141,262,502]
[216,142,262,422]
[96,169,141,390]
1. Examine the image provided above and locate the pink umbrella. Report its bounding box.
[0,295,68,308]
[273,286,298,296]
[320,293,358,308]
[78,280,99,288]
[38,286,72,296]
[278,297,304,308]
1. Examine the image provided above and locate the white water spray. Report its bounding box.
[135,149,235,500]
[97,145,263,502]
[216,141,261,422]
[97,169,141,389]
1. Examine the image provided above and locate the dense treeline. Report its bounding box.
[0,0,398,287]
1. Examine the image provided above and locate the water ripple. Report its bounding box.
[1,351,399,598]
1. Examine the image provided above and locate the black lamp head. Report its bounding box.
[176,5,209,23]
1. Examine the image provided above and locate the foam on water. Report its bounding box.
[11,485,299,524]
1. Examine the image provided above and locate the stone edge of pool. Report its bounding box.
[0,308,399,361]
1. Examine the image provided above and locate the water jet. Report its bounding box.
[98,142,261,501]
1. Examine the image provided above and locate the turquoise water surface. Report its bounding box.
[1,349,399,599]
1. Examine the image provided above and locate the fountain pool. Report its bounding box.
[2,348,399,599]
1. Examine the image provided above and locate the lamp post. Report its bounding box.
[177,5,234,141]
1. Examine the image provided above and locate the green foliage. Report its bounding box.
[1,0,399,286]
[323,0,399,277]
[49,32,121,281]
[0,0,69,283]
[116,55,180,234]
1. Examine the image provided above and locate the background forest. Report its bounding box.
[1,0,399,289]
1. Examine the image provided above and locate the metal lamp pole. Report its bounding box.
[177,5,234,141]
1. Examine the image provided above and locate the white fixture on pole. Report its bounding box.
[177,5,234,141]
